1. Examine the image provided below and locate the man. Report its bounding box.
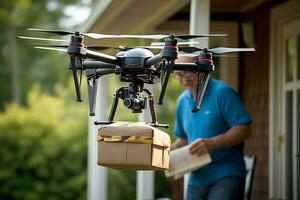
[172,55,252,200]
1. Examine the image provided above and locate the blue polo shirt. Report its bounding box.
[174,78,252,186]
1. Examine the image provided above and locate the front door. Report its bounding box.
[270,2,300,199]
[282,18,300,200]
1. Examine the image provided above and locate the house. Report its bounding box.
[84,0,300,199]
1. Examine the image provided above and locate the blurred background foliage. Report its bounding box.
[0,0,183,199]
[0,84,88,200]
[0,0,89,107]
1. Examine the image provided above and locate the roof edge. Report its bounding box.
[81,0,113,32]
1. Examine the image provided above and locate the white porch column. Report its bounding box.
[137,170,154,200]
[88,76,108,200]
[137,84,155,200]
[186,0,210,199]
[190,0,210,48]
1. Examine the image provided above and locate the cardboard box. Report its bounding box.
[97,122,171,170]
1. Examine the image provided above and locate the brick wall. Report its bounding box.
[240,3,270,200]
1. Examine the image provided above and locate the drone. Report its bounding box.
[19,28,255,128]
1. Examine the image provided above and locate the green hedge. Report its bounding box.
[0,85,87,200]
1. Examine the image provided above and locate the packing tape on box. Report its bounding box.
[97,135,170,149]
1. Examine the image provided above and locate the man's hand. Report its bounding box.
[189,124,251,156]
[189,138,216,156]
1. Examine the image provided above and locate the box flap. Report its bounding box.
[97,121,171,148]
[98,121,153,136]
[152,128,171,147]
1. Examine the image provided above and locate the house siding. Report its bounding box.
[240,3,270,200]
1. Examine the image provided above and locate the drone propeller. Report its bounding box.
[27,28,76,35]
[34,44,112,51]
[34,44,69,48]
[20,34,162,51]
[22,35,245,56]
[34,46,67,52]
[27,28,226,40]
[151,41,199,46]
[19,35,118,51]
[18,36,68,43]
[124,45,246,53]
[207,47,255,54]
[34,44,207,52]
[172,34,227,40]
[37,44,165,51]
[180,46,255,54]
[27,28,139,39]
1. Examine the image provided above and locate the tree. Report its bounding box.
[0,0,88,108]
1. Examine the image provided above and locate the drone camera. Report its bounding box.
[123,96,146,113]
[124,83,146,113]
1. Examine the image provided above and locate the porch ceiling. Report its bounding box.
[211,0,268,13]
[85,0,268,35]
[86,0,190,34]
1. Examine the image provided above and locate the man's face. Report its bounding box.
[175,71,198,91]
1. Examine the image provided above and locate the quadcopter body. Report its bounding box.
[20,28,255,128]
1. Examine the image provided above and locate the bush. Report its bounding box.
[0,85,87,200]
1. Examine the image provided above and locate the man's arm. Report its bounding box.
[171,137,188,150]
[189,124,251,156]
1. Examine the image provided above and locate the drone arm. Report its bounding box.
[86,49,120,66]
[173,63,212,73]
[83,61,116,69]
[95,69,115,76]
[145,53,162,67]
[173,63,198,71]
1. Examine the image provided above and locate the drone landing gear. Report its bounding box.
[94,84,169,128]
[147,95,169,128]
[193,72,210,112]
